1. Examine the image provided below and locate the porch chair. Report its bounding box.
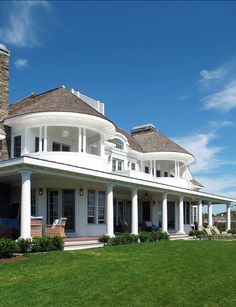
[208,225,221,235]
[45,217,67,237]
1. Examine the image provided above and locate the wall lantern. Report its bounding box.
[79,188,84,196]
[39,188,43,196]
[145,192,148,200]
[108,156,111,162]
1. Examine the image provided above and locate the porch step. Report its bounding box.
[169,233,192,240]
[64,236,104,251]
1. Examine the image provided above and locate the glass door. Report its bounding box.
[62,189,75,232]
[47,189,59,224]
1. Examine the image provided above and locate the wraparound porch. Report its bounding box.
[0,165,232,239]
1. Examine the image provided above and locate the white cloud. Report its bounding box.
[174,132,223,173]
[0,1,49,47]
[14,58,28,69]
[203,81,236,112]
[200,68,226,81]
[208,120,234,129]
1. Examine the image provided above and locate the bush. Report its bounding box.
[98,235,110,244]
[17,238,32,253]
[0,238,17,258]
[156,231,169,241]
[107,232,139,246]
[139,231,151,242]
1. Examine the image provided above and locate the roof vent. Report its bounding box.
[131,124,156,135]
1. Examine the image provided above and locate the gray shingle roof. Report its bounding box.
[132,130,192,155]
[8,87,110,122]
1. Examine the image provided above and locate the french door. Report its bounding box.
[47,189,75,232]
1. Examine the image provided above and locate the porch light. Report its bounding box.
[108,156,111,162]
[39,188,43,196]
[79,188,84,196]
[145,192,148,199]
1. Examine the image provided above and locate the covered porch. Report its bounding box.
[0,157,233,239]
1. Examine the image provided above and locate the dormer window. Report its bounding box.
[113,138,124,150]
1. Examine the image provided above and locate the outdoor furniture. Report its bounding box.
[208,225,221,235]
[45,217,67,237]
[31,216,43,238]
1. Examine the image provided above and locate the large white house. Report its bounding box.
[0,45,234,239]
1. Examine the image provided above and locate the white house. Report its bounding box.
[0,44,234,239]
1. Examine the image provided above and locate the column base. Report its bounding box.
[105,233,115,238]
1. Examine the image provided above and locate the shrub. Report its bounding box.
[107,232,139,246]
[31,238,41,253]
[156,231,169,241]
[51,236,64,251]
[0,238,17,258]
[17,238,32,253]
[99,235,111,244]
[230,228,236,234]
[139,231,151,242]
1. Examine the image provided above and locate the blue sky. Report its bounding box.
[1,1,236,213]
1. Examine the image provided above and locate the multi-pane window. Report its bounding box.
[47,189,59,224]
[112,159,123,171]
[87,190,96,224]
[52,142,70,152]
[31,188,36,216]
[98,192,105,224]
[131,162,136,171]
[145,166,149,174]
[164,171,168,177]
[156,170,161,177]
[35,137,45,152]
[113,138,124,150]
[14,135,21,157]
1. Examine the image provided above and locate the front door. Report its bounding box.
[142,201,150,221]
[167,201,175,229]
[47,189,75,233]
[62,189,75,232]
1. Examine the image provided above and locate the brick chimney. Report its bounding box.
[0,43,11,160]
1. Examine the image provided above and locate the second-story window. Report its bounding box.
[131,163,136,171]
[14,135,21,157]
[113,138,124,150]
[112,159,123,171]
[35,137,44,152]
[164,171,168,177]
[145,166,149,174]
[156,170,161,177]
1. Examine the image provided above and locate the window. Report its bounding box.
[35,137,44,152]
[113,138,124,150]
[87,190,96,224]
[52,142,70,152]
[31,188,36,216]
[164,171,168,177]
[145,166,149,174]
[156,170,161,177]
[98,192,105,224]
[131,162,136,171]
[14,136,21,157]
[112,159,123,171]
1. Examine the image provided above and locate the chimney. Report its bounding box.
[0,43,10,122]
[0,44,11,160]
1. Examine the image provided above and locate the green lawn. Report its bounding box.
[1,241,236,306]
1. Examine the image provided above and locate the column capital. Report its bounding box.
[198,199,203,205]
[106,184,114,192]
[20,170,33,180]
[131,187,139,195]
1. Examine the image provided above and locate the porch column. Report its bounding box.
[106,184,114,237]
[131,188,138,235]
[226,204,231,231]
[198,199,203,227]
[208,201,213,227]
[162,192,168,233]
[20,171,32,239]
[177,195,185,234]
[43,126,47,152]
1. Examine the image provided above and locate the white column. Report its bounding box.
[198,199,203,227]
[39,126,42,152]
[106,184,114,237]
[226,204,231,231]
[162,192,168,233]
[208,201,213,227]
[78,127,81,152]
[43,126,47,152]
[83,128,86,153]
[20,171,32,239]
[177,195,185,234]
[131,188,138,235]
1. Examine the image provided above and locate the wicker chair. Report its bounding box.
[45,217,67,237]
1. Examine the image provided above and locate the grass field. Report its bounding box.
[1,241,236,306]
